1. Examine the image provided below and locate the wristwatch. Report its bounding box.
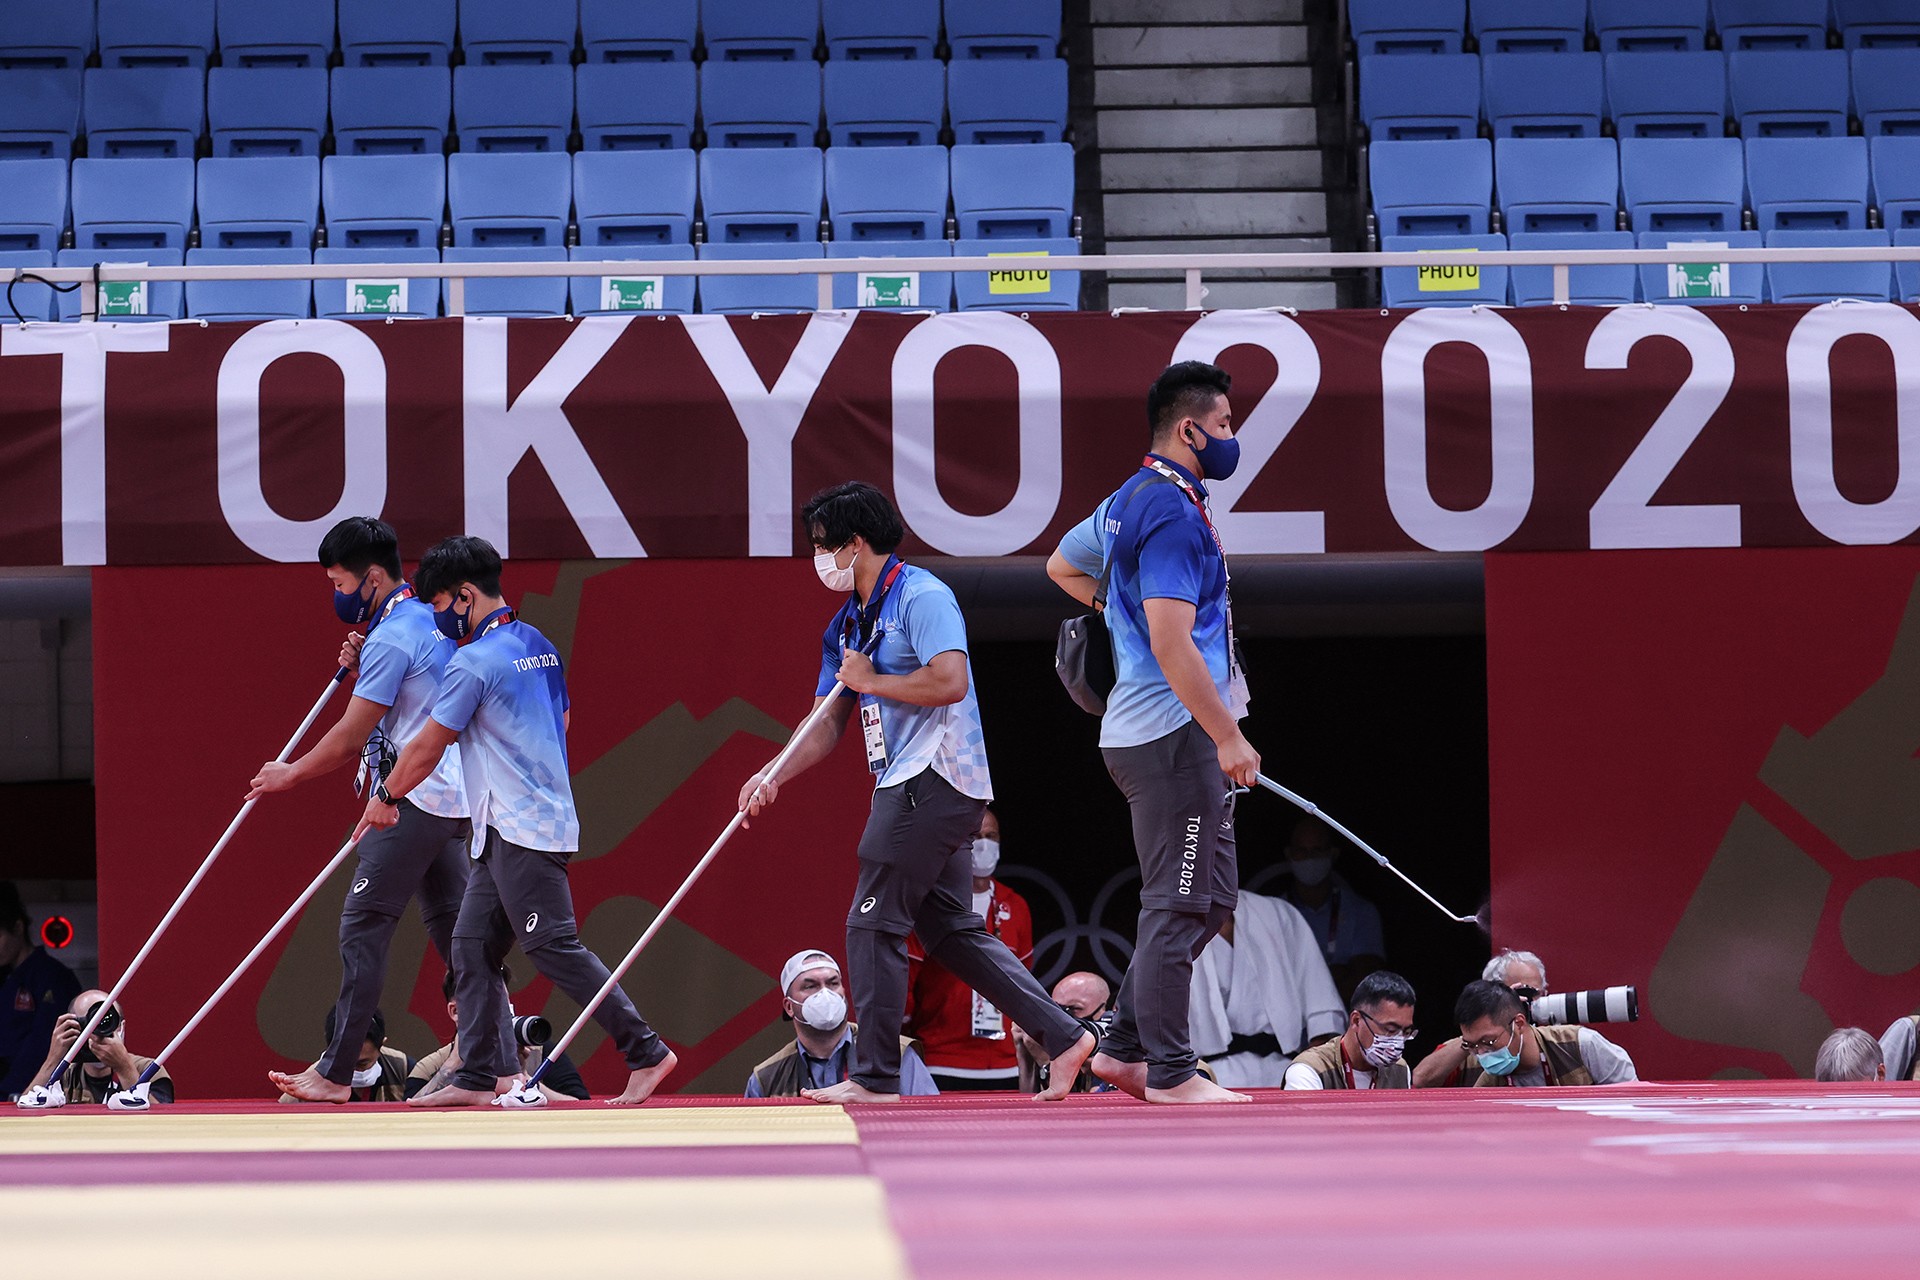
[373,781,399,807]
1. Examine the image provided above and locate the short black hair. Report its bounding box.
[317,516,402,579]
[1454,979,1526,1028]
[324,1005,386,1049]
[1351,970,1417,1014]
[414,535,503,602]
[801,481,906,555]
[1147,361,1231,444]
[0,881,28,936]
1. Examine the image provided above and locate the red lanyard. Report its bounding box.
[1339,1041,1357,1090]
[1141,456,1225,559]
[841,558,907,650]
[366,583,415,635]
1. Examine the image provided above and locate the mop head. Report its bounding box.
[106,1084,154,1112]
[492,1083,547,1109]
[16,1080,68,1110]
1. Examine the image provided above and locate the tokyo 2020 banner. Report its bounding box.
[7,305,1920,566]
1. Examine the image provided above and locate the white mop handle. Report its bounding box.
[146,833,360,1073]
[58,668,349,1071]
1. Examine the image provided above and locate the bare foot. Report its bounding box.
[1035,1031,1098,1102]
[605,1051,678,1107]
[408,1085,496,1108]
[268,1067,350,1104]
[1144,1075,1252,1105]
[1090,1052,1149,1100]
[800,1079,901,1105]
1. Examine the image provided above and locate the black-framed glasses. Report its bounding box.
[1460,1021,1518,1055]
[1358,1009,1417,1042]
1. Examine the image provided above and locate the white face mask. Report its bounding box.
[971,837,1001,877]
[795,988,848,1031]
[814,547,857,593]
[1290,855,1333,887]
[350,1063,382,1088]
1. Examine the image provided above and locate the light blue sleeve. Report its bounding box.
[743,1073,765,1099]
[429,654,487,734]
[1057,499,1110,578]
[901,578,968,663]
[901,1047,941,1097]
[351,635,407,709]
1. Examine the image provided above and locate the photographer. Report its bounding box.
[408,969,588,1103]
[27,990,173,1105]
[1877,1014,1920,1081]
[1454,980,1636,1088]
[278,1007,413,1103]
[1415,949,1548,1088]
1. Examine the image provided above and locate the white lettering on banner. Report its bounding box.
[1170,310,1327,553]
[680,312,854,556]
[217,321,387,562]
[0,324,170,565]
[1380,308,1535,551]
[462,316,645,559]
[1585,307,1742,550]
[892,312,1062,555]
[1787,303,1920,546]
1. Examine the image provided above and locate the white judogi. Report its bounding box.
[1189,891,1346,1087]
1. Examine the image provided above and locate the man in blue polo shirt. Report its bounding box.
[361,535,676,1107]
[248,516,474,1104]
[738,482,1096,1104]
[1048,360,1258,1105]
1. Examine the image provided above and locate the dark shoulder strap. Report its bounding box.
[1095,474,1173,607]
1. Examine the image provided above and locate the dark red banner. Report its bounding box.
[9,306,1920,566]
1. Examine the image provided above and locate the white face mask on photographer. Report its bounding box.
[971,837,1001,877]
[350,1064,383,1088]
[814,546,857,593]
[794,988,848,1031]
[1290,855,1333,888]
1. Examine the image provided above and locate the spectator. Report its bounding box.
[1188,889,1347,1087]
[280,1007,412,1103]
[1877,1014,1919,1081]
[747,949,938,1099]
[1284,971,1418,1090]
[1415,948,1549,1087]
[1815,1027,1886,1083]
[0,880,81,1100]
[408,968,588,1102]
[1016,972,1115,1095]
[905,807,1036,1091]
[28,990,172,1105]
[1279,817,1386,1003]
[1454,979,1636,1087]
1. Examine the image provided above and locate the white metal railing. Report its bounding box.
[16,246,1920,317]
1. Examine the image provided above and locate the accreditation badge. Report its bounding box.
[859,698,888,774]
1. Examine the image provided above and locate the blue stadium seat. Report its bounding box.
[699,147,823,242]
[569,243,694,314]
[323,154,446,249]
[1729,50,1850,137]
[1470,0,1586,53]
[184,247,312,320]
[1347,0,1466,55]
[824,61,944,147]
[700,60,821,148]
[198,156,319,248]
[697,241,823,313]
[1852,51,1920,135]
[458,0,577,65]
[828,240,951,309]
[1358,54,1478,141]
[0,69,82,159]
[1764,228,1892,301]
[824,0,938,60]
[330,67,451,155]
[1483,52,1605,139]
[0,160,68,252]
[577,63,696,149]
[1593,0,1710,52]
[454,65,575,153]
[441,245,569,316]
[1605,52,1728,138]
[1835,0,1920,49]
[1747,136,1869,229]
[99,0,214,68]
[1369,139,1492,236]
[1895,227,1920,300]
[55,248,185,319]
[1637,230,1764,302]
[1710,0,1829,50]
[449,152,572,247]
[951,142,1073,238]
[1508,230,1639,304]
[700,0,818,61]
[1497,137,1619,233]
[945,0,1061,59]
[1621,137,1745,231]
[0,9,93,69]
[952,237,1079,309]
[573,150,696,245]
[339,0,455,66]
[1379,234,1508,306]
[826,145,948,241]
[948,59,1068,145]
[0,250,57,323]
[1870,136,1920,228]
[72,157,194,249]
[208,67,327,157]
[83,68,205,159]
[314,247,442,318]
[580,0,695,61]
[215,0,335,68]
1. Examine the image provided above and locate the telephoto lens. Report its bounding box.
[511,1014,552,1047]
[1529,986,1638,1026]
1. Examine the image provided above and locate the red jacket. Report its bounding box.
[905,880,1033,1073]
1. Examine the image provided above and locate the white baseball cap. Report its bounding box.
[779,949,840,996]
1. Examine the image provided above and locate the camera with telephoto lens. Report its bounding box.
[1514,985,1638,1025]
[511,1014,551,1048]
[71,1000,123,1063]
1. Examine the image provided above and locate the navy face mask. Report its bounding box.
[333,573,374,625]
[1188,426,1241,482]
[433,592,472,642]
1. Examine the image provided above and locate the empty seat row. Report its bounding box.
[1364,48,1920,143]
[1352,0,1920,56]
[0,1,1061,71]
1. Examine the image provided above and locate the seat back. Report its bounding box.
[695,240,824,314]
[700,60,821,148]
[330,66,451,155]
[185,246,313,320]
[1746,136,1870,230]
[449,152,573,247]
[0,8,94,69]
[944,0,1062,59]
[1764,228,1893,301]
[1484,51,1604,138]
[0,159,70,252]
[0,250,56,322]
[215,0,336,68]
[1348,0,1467,55]
[699,147,825,243]
[99,0,215,68]
[568,243,695,314]
[825,60,945,147]
[1593,0,1710,52]
[1379,233,1510,306]
[824,0,938,60]
[573,150,696,245]
[700,0,819,61]
[1852,50,1920,135]
[580,0,695,61]
[322,153,447,249]
[827,240,951,309]
[1871,136,1920,228]
[1636,230,1765,302]
[952,236,1078,309]
[1497,137,1620,233]
[1508,230,1639,305]
[0,68,82,159]
[457,0,577,65]
[454,64,575,153]
[951,141,1073,238]
[1605,51,1727,138]
[1470,0,1586,53]
[338,0,455,66]
[577,62,697,150]
[55,247,186,320]
[1729,50,1850,137]
[208,67,328,156]
[441,245,569,316]
[1369,138,1492,236]
[72,157,195,249]
[1360,53,1479,141]
[827,145,949,241]
[1710,0,1830,50]
[198,155,320,248]
[1621,137,1745,232]
[947,58,1067,145]
[84,66,206,159]
[314,246,442,318]
[1835,0,1920,48]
